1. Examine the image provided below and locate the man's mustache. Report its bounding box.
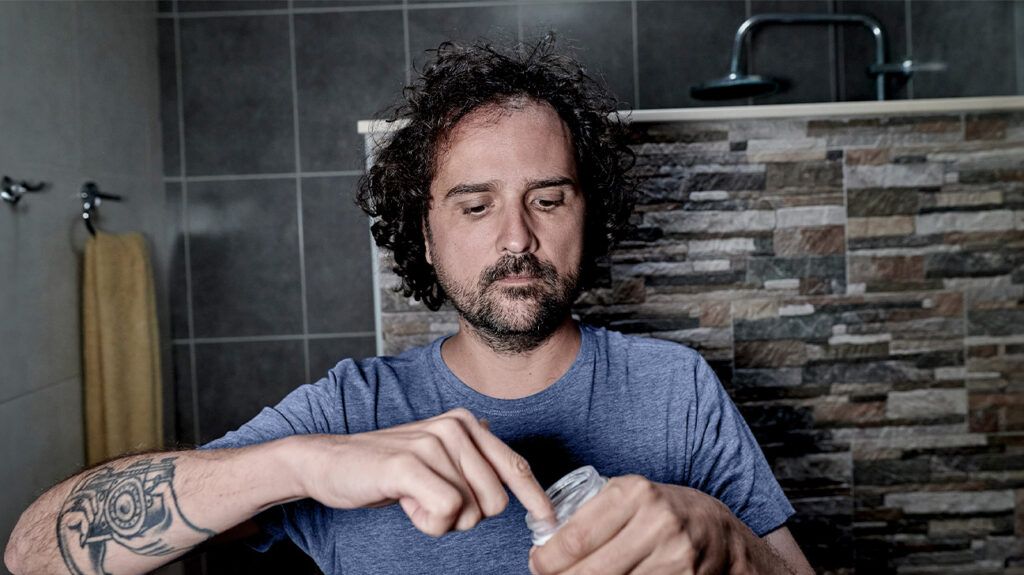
[480,254,559,288]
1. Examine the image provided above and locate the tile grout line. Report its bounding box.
[172,1,202,454]
[1016,1,1024,95]
[836,14,846,102]
[828,0,838,103]
[403,0,412,85]
[841,142,851,294]
[631,0,639,107]
[516,1,523,44]
[172,5,204,570]
[158,0,632,17]
[905,0,914,99]
[958,112,970,429]
[744,0,753,107]
[172,332,377,345]
[163,170,364,183]
[288,1,312,386]
[72,2,83,183]
[0,376,82,408]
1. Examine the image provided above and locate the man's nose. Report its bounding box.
[496,204,537,255]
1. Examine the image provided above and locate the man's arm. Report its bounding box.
[763,526,814,575]
[3,439,302,575]
[5,408,556,575]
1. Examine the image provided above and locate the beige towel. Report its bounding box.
[83,231,163,465]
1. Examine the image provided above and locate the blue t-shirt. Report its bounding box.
[202,323,794,574]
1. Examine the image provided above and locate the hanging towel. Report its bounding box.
[83,231,163,465]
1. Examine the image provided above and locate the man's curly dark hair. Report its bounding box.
[356,35,637,311]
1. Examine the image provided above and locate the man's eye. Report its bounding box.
[462,204,488,215]
[535,198,563,210]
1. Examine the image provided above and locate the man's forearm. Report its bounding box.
[4,437,305,575]
[738,523,813,575]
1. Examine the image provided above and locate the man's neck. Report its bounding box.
[440,316,582,400]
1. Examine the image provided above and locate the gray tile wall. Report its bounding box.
[0,1,171,572]
[156,0,1023,573]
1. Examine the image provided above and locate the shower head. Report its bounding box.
[691,13,893,101]
[690,73,782,101]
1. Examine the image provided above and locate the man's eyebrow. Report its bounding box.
[443,181,496,201]
[442,177,577,201]
[526,176,577,191]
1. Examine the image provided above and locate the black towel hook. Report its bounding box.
[1,175,46,205]
[81,182,122,236]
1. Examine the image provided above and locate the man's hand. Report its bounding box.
[528,475,786,575]
[290,407,556,537]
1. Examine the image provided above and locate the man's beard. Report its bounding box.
[432,251,581,354]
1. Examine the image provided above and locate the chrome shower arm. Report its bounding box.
[728,13,887,100]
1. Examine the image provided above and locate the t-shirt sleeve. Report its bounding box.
[197,373,345,553]
[686,355,794,537]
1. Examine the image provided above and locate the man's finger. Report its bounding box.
[531,483,636,574]
[407,434,485,531]
[451,411,556,522]
[390,464,465,537]
[570,513,664,575]
[447,427,509,517]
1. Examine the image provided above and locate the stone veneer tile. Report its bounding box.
[747,148,827,163]
[885,388,968,420]
[966,113,1010,141]
[849,255,926,289]
[934,190,1004,208]
[773,227,845,257]
[926,251,1021,279]
[775,206,846,228]
[884,490,1015,515]
[847,216,915,238]
[845,163,946,189]
[847,188,921,217]
[746,256,846,295]
[735,340,808,368]
[844,148,891,165]
[643,210,776,234]
[765,161,842,191]
[916,210,1017,235]
[687,237,758,255]
[699,302,730,327]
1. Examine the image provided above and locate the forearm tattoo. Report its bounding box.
[56,457,216,575]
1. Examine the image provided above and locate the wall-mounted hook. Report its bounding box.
[2,175,46,205]
[81,182,122,236]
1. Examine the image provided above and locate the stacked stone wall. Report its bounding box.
[377,110,1024,574]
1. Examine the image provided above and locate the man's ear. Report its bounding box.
[422,212,433,265]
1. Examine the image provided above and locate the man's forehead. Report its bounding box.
[430,100,576,193]
[441,99,570,150]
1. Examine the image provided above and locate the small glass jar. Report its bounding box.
[524,465,608,546]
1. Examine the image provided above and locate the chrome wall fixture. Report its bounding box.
[3,177,122,234]
[80,182,122,236]
[1,176,46,205]
[691,13,947,101]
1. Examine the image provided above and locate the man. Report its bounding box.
[4,39,813,575]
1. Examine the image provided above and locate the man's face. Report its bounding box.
[424,100,586,353]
